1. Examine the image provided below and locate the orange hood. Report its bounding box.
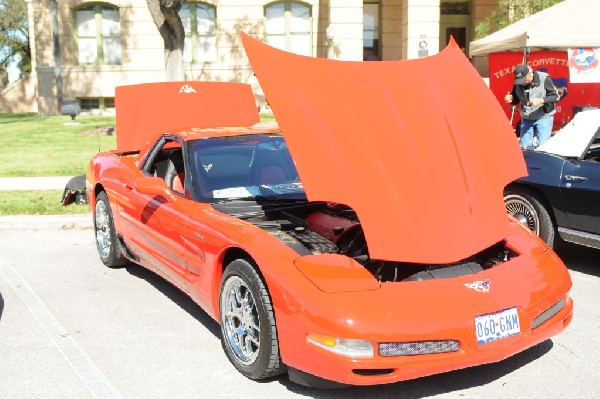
[242,34,527,264]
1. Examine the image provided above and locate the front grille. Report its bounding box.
[378,340,460,357]
[532,298,566,329]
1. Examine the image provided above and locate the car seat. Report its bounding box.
[164,150,186,195]
[250,148,293,185]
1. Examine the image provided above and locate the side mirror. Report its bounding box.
[134,177,176,201]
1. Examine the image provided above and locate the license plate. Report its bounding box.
[475,307,520,345]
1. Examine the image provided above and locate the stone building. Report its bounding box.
[2,0,499,115]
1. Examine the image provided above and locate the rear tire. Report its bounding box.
[219,259,285,380]
[94,191,128,267]
[504,187,556,247]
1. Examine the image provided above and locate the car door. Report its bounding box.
[560,158,600,235]
[118,136,189,289]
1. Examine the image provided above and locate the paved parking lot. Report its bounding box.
[0,215,598,398]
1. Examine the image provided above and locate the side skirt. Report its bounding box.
[117,234,140,262]
[558,227,600,250]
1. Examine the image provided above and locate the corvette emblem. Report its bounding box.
[179,84,197,94]
[464,279,490,293]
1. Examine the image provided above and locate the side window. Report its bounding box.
[265,1,311,56]
[75,4,122,65]
[146,141,187,196]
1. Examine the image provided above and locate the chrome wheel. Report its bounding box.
[505,194,540,234]
[94,191,128,267]
[95,200,111,258]
[221,275,260,366]
[504,188,556,247]
[219,259,284,380]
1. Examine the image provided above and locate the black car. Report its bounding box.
[505,109,600,249]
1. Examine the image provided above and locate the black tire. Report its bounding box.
[504,187,556,247]
[94,191,128,267]
[219,259,285,380]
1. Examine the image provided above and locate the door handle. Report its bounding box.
[564,175,588,182]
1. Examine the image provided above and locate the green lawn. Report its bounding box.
[0,113,117,177]
[0,112,276,177]
[0,190,90,215]
[0,111,275,215]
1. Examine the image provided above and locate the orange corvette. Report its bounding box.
[87,35,573,387]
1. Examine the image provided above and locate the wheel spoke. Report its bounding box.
[234,284,244,305]
[246,318,259,335]
[244,334,257,353]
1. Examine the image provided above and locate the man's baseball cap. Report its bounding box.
[514,64,531,85]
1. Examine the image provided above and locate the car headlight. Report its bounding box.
[307,333,374,357]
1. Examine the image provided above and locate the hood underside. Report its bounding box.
[242,34,527,264]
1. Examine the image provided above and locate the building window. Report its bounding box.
[441,2,470,15]
[440,1,470,53]
[181,2,217,63]
[265,1,311,56]
[79,98,100,111]
[363,2,380,61]
[75,5,121,65]
[78,97,115,111]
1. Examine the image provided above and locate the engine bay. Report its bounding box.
[212,199,518,283]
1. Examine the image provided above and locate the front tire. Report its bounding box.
[219,259,285,380]
[504,187,556,247]
[94,191,128,267]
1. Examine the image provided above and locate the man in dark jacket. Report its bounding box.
[504,64,559,148]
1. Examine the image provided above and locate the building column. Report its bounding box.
[402,0,440,60]
[25,0,40,114]
[327,0,363,61]
[26,0,37,77]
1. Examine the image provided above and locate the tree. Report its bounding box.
[476,0,563,39]
[0,0,30,79]
[147,0,186,81]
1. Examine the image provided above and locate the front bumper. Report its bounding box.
[276,249,573,386]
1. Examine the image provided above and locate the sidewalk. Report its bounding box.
[0,214,92,230]
[0,176,73,191]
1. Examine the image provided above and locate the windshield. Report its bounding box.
[188,134,305,201]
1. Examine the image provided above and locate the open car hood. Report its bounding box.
[536,109,600,158]
[242,34,527,264]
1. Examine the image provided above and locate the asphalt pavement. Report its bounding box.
[0,215,599,398]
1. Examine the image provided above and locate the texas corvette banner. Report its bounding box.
[489,51,600,131]
[568,48,600,83]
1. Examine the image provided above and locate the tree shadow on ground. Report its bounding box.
[0,292,3,321]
